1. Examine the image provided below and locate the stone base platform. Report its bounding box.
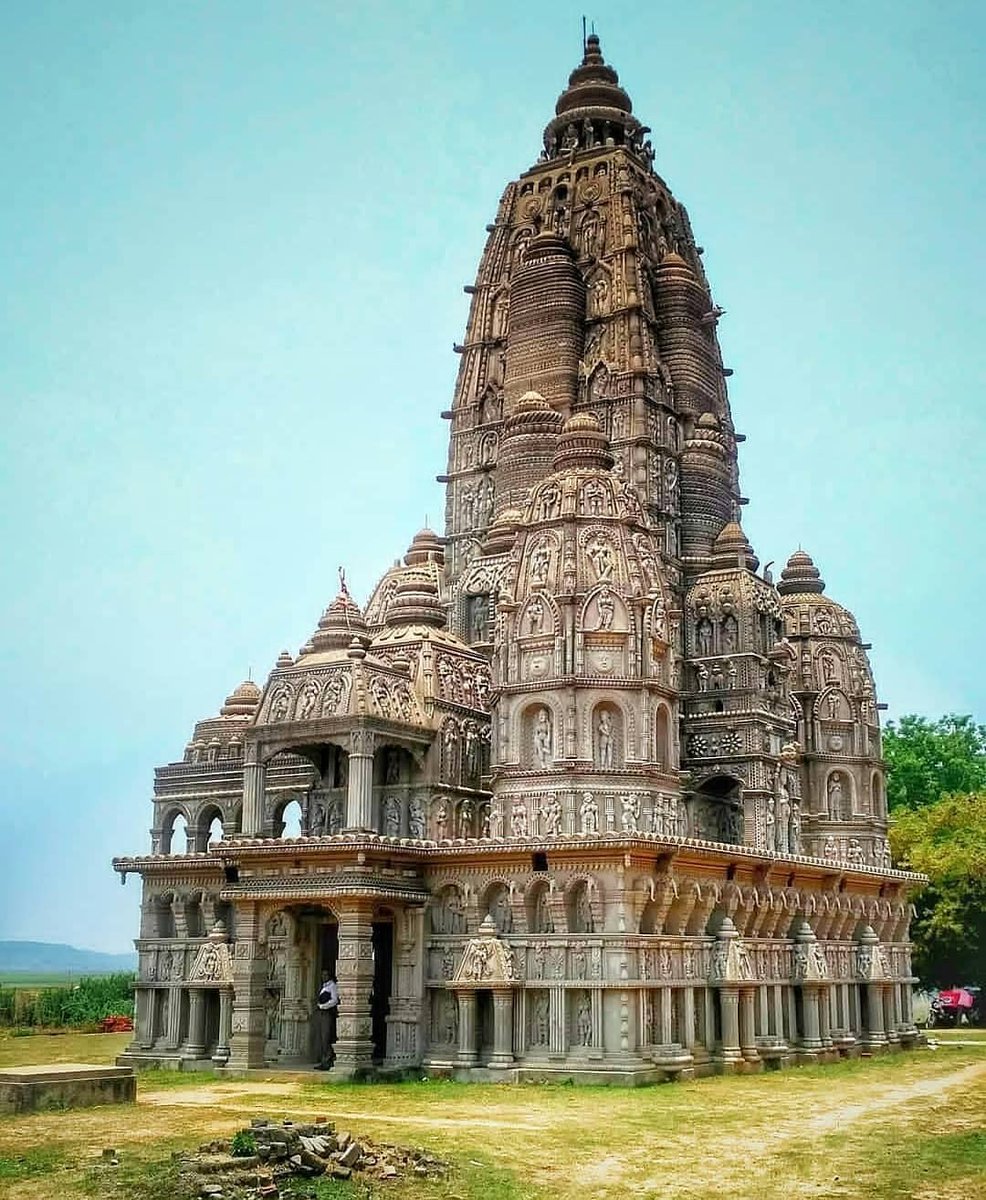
[0,1063,136,1115]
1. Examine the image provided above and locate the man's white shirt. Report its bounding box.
[317,980,339,1011]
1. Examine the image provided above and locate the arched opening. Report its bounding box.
[484,883,513,934]
[871,771,885,819]
[184,893,204,939]
[690,775,743,844]
[567,880,596,934]
[655,705,672,767]
[527,880,554,933]
[155,894,176,939]
[161,810,188,855]
[191,804,224,852]
[430,885,466,935]
[275,798,304,839]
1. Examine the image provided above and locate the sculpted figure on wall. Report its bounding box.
[541,794,563,836]
[383,795,401,837]
[596,709,616,769]
[538,483,562,521]
[828,772,846,820]
[621,792,640,833]
[579,792,599,834]
[408,799,426,839]
[532,708,553,768]
[596,586,615,631]
[527,597,546,635]
[586,535,615,582]
[511,797,529,837]
[530,538,552,585]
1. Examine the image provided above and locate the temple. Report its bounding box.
[113,35,921,1082]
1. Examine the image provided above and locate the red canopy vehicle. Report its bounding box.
[929,987,982,1027]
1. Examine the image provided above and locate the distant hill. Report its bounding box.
[0,941,136,976]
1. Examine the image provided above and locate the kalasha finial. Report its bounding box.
[338,565,349,596]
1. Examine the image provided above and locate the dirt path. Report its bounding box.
[803,1059,986,1137]
[142,1081,551,1130]
[574,1059,986,1197]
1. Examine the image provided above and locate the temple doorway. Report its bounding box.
[318,920,339,981]
[476,990,494,1064]
[371,920,393,1062]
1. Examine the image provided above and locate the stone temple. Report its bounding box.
[114,36,921,1081]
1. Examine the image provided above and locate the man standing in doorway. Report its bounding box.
[314,970,339,1069]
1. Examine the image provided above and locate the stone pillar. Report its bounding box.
[550,988,567,1057]
[345,730,376,832]
[184,989,207,1059]
[719,988,742,1066]
[801,986,822,1052]
[456,991,478,1065]
[133,988,153,1050]
[739,988,759,1063]
[682,986,696,1051]
[590,987,604,1057]
[335,902,376,1076]
[772,984,785,1041]
[213,988,233,1065]
[242,752,267,836]
[786,986,798,1044]
[228,905,269,1069]
[863,983,887,1049]
[757,985,769,1038]
[703,988,716,1057]
[818,987,832,1048]
[490,989,514,1067]
[165,986,183,1050]
[660,986,673,1044]
[884,987,899,1044]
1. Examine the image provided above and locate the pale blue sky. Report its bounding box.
[1,2,983,951]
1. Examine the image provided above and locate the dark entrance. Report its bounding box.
[371,921,393,1062]
[476,990,494,1064]
[318,921,339,980]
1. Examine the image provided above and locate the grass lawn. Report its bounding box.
[0,1033,984,1199]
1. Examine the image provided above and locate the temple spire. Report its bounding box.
[542,34,653,165]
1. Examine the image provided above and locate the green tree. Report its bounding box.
[890,791,986,987]
[883,714,986,810]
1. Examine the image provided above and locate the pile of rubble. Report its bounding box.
[182,1117,447,1197]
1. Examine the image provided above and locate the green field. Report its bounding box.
[0,974,80,989]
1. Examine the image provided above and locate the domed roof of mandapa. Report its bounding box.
[219,679,261,719]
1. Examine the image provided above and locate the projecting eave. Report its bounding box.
[193,832,926,889]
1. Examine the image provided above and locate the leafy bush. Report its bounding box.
[229,1131,257,1158]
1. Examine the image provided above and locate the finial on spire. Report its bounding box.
[338,565,349,596]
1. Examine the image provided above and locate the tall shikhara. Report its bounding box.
[115,37,922,1083]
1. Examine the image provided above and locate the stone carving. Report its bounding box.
[579,792,599,834]
[595,709,616,768]
[383,794,401,837]
[188,939,232,985]
[409,799,426,839]
[541,794,563,836]
[596,586,615,631]
[620,792,640,833]
[510,797,529,837]
[321,674,345,715]
[586,535,615,581]
[526,597,546,635]
[532,708,553,768]
[529,537,553,584]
